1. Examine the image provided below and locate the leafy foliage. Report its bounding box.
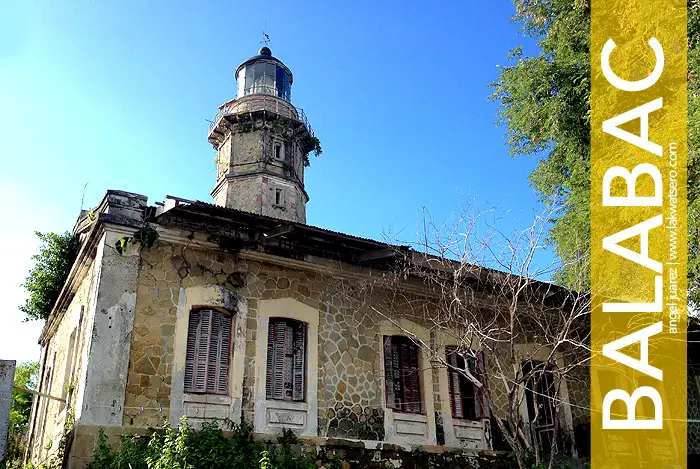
[1,362,39,468]
[301,136,323,167]
[490,0,591,290]
[491,1,700,302]
[85,419,318,469]
[135,226,159,249]
[20,232,79,321]
[9,362,38,433]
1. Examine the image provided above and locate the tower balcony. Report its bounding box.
[207,94,314,149]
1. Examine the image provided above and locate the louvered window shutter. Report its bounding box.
[447,349,464,419]
[184,309,231,394]
[407,343,421,413]
[184,312,199,392]
[268,320,287,399]
[475,350,487,419]
[390,340,403,410]
[292,322,306,401]
[401,342,413,412]
[283,322,295,400]
[216,314,232,394]
[385,337,421,414]
[266,323,275,398]
[267,319,307,402]
[383,337,396,410]
[193,310,212,393]
[207,312,221,392]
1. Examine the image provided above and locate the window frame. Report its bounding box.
[265,317,308,403]
[184,308,233,395]
[274,142,284,160]
[383,335,423,414]
[446,347,487,421]
[522,360,557,450]
[274,187,284,206]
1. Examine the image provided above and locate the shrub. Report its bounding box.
[85,419,318,469]
[20,232,79,321]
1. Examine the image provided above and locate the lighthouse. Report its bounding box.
[208,47,316,224]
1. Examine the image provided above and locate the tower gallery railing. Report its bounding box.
[208,93,314,140]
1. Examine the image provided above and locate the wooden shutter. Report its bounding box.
[384,337,403,410]
[383,337,396,409]
[292,322,306,401]
[406,342,421,413]
[193,310,212,393]
[184,312,199,392]
[207,312,221,392]
[447,349,464,419]
[267,320,288,400]
[475,351,487,419]
[283,322,294,400]
[266,321,275,398]
[185,309,231,394]
[400,342,411,412]
[386,337,421,414]
[267,319,307,402]
[215,313,232,394]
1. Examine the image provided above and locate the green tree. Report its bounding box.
[20,232,79,321]
[9,361,38,431]
[491,1,700,303]
[2,361,39,467]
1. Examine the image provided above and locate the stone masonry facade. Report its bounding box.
[27,192,591,469]
[125,241,391,440]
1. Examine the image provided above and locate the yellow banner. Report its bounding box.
[591,1,687,467]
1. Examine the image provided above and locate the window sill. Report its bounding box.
[184,393,230,405]
[391,411,427,423]
[452,417,483,423]
[266,398,308,410]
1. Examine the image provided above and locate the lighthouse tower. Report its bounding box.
[208,47,316,223]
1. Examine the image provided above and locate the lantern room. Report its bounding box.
[235,46,293,102]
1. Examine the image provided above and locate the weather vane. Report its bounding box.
[261,30,270,47]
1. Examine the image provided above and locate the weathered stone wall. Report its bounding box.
[214,134,232,184]
[312,440,517,469]
[125,240,388,435]
[124,238,590,450]
[315,290,384,440]
[211,116,308,223]
[30,255,100,464]
[0,360,15,460]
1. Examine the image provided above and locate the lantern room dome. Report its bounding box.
[235,47,293,102]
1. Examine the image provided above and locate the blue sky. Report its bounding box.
[0,1,546,363]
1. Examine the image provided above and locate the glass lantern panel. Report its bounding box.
[237,68,246,97]
[262,62,276,94]
[253,63,266,94]
[245,66,255,95]
[275,67,288,100]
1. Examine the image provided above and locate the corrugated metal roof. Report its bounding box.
[168,199,399,249]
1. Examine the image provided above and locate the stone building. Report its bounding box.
[25,47,590,468]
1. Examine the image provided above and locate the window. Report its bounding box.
[446,348,486,420]
[274,143,283,160]
[383,336,422,414]
[522,361,556,450]
[184,309,232,394]
[275,188,284,205]
[266,319,307,401]
[39,353,56,447]
[60,330,77,410]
